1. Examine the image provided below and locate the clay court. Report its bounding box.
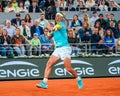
[0,78,120,96]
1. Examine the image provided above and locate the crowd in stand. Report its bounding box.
[0,0,120,58]
[0,0,120,19]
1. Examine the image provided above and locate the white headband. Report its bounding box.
[56,13,63,17]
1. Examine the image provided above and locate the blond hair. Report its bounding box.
[68,28,76,38]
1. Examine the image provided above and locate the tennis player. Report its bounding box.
[36,12,84,89]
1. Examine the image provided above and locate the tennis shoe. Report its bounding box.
[36,81,48,89]
[77,77,84,89]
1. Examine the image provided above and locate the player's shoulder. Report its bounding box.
[59,21,66,27]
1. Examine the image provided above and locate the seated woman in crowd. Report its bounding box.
[12,28,25,56]
[24,14,33,28]
[4,2,16,13]
[85,0,95,8]
[16,2,28,13]
[77,22,92,43]
[59,0,67,11]
[103,29,115,54]
[0,29,14,58]
[82,13,91,28]
[99,0,108,11]
[30,33,41,56]
[76,1,88,12]
[68,28,79,56]
[94,21,104,38]
[70,14,82,31]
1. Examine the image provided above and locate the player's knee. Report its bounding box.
[46,61,54,68]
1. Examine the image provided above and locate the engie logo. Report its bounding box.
[54,60,94,76]
[108,60,120,75]
[0,61,40,78]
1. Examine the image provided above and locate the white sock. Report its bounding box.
[43,78,48,83]
[76,76,81,81]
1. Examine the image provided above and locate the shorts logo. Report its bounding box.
[108,59,120,75]
[54,60,94,76]
[0,61,40,79]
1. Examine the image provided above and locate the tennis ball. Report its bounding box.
[55,24,61,30]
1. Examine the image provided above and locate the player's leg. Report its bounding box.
[36,55,60,88]
[44,55,60,79]
[64,58,84,89]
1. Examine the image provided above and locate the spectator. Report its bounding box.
[116,22,120,38]
[31,20,44,38]
[24,0,30,9]
[76,1,87,12]
[12,0,18,9]
[67,0,74,6]
[24,14,33,28]
[99,0,108,11]
[85,0,95,8]
[0,1,3,12]
[55,1,60,12]
[106,13,117,27]
[1,0,9,8]
[90,11,99,27]
[47,21,55,31]
[30,33,41,56]
[67,2,76,11]
[59,0,67,11]
[67,0,76,11]
[4,2,16,13]
[73,0,79,9]
[29,0,40,13]
[103,29,115,54]
[44,0,56,19]
[12,28,25,56]
[105,20,119,39]
[68,28,79,56]
[19,19,31,56]
[19,19,31,40]
[91,27,102,54]
[82,13,91,28]
[109,13,118,27]
[94,21,104,38]
[77,22,92,42]
[108,0,117,11]
[39,28,53,55]
[0,29,14,58]
[95,0,109,6]
[70,14,82,31]
[95,0,102,6]
[3,20,15,38]
[16,1,28,13]
[105,13,111,27]
[11,13,21,28]
[91,3,100,11]
[37,14,49,29]
[95,14,106,29]
[38,0,45,11]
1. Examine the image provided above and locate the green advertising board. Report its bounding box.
[0,57,120,80]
